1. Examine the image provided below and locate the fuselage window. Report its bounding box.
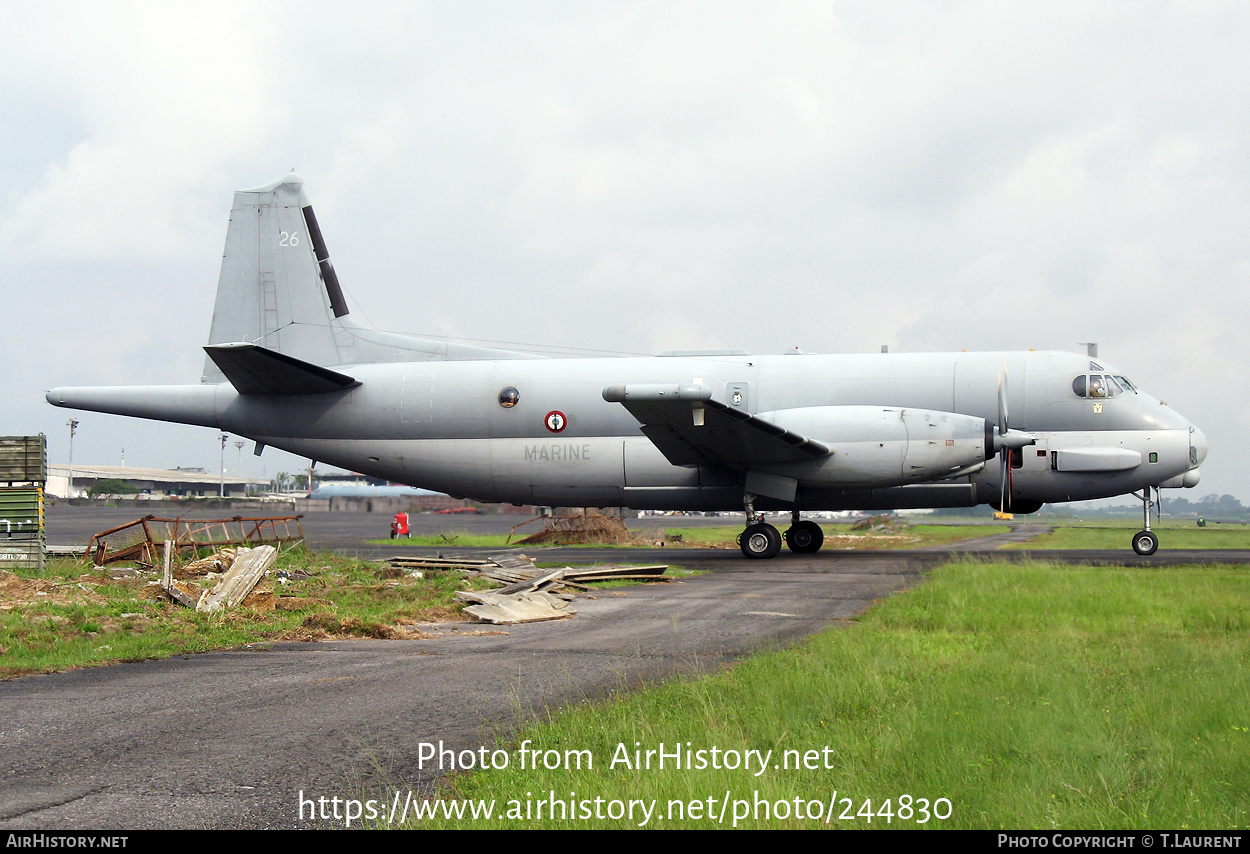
[1072,376,1087,397]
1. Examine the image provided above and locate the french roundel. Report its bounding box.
[544,410,567,433]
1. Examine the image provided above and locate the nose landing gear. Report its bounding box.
[1132,529,1159,556]
[1131,486,1160,556]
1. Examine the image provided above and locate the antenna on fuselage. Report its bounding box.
[1078,342,1098,357]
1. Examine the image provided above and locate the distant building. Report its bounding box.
[46,464,266,499]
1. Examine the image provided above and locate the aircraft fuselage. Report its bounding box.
[50,348,1203,512]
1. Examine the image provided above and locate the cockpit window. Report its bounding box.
[1073,374,1128,399]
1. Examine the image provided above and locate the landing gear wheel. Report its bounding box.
[784,520,824,554]
[1132,530,1159,556]
[740,523,783,559]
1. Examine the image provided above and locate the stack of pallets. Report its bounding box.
[0,435,46,571]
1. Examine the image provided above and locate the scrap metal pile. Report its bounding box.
[387,552,670,625]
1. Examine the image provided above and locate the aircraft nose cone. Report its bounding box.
[1189,425,1208,467]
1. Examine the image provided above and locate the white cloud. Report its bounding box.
[3,1,1247,500]
[0,3,288,261]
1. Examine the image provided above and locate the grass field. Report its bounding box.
[370,523,1010,550]
[409,560,1250,829]
[368,533,521,548]
[0,549,693,679]
[665,523,1012,549]
[1010,521,1250,549]
[0,549,489,679]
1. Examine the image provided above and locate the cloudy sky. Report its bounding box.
[3,1,1246,502]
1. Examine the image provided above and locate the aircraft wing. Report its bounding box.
[602,384,829,468]
[204,343,360,395]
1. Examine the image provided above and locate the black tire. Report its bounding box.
[784,520,824,554]
[1132,530,1159,556]
[740,523,782,559]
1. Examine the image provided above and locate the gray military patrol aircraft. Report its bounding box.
[47,174,1207,558]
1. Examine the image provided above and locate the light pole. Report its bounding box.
[219,433,228,498]
[66,419,78,499]
[234,441,245,494]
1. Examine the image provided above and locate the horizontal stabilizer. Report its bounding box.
[204,343,360,395]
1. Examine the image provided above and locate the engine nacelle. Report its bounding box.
[758,406,988,487]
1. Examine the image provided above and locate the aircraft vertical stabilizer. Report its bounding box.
[201,173,544,383]
[202,173,347,383]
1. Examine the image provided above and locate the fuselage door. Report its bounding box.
[401,373,434,424]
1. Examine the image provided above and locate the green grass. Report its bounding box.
[408,561,1250,829]
[905,523,1011,546]
[0,552,690,679]
[0,550,487,679]
[1008,522,1250,549]
[367,523,1009,550]
[664,523,1010,548]
[368,533,521,548]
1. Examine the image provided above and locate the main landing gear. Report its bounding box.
[1131,486,1160,556]
[738,497,824,559]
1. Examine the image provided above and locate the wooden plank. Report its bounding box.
[198,545,276,612]
[458,591,576,624]
[489,569,564,596]
[160,540,173,589]
[562,565,668,582]
[488,553,538,569]
[160,540,202,608]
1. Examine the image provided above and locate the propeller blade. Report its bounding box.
[1000,448,1009,512]
[1007,449,1016,508]
[994,364,1033,512]
[998,366,1009,434]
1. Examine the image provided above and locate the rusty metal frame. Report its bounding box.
[85,515,305,566]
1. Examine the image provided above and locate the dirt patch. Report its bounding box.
[282,611,435,641]
[512,512,642,546]
[0,571,112,608]
[824,534,921,549]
